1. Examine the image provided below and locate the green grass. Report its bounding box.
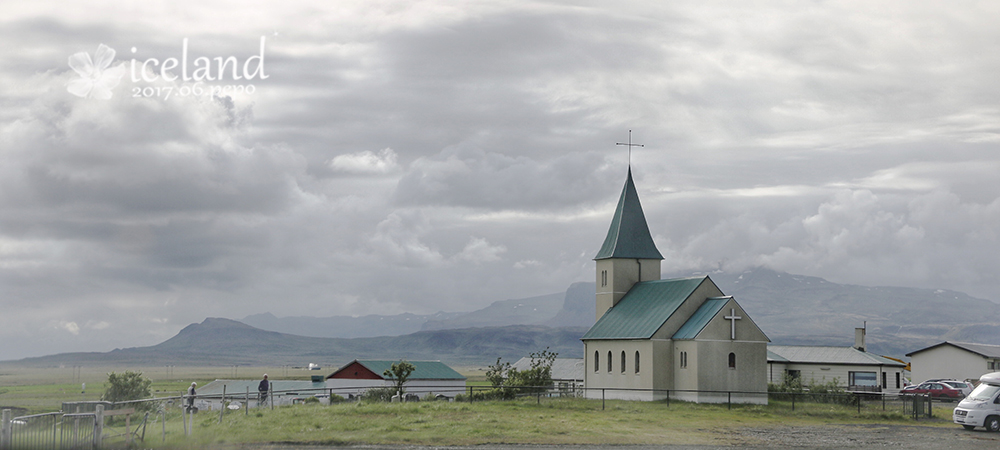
[0,365,309,415]
[147,396,956,449]
[0,365,959,448]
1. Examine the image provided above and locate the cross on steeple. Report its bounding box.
[616,130,643,166]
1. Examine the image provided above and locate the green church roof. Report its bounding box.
[581,276,707,340]
[594,168,663,260]
[672,296,731,340]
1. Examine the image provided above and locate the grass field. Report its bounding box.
[0,365,320,415]
[0,365,958,448]
[146,395,956,449]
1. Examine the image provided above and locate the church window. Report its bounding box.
[607,351,612,372]
[601,270,607,287]
[634,351,640,374]
[594,351,599,372]
[728,352,736,369]
[620,351,626,373]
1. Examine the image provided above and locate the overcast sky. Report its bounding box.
[1,1,997,360]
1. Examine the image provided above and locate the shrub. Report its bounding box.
[102,370,153,412]
[360,387,396,402]
[485,348,558,397]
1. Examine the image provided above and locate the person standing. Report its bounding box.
[258,374,269,406]
[186,382,197,412]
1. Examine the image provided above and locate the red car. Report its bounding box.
[901,382,964,401]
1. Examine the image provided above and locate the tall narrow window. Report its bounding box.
[620,351,626,373]
[895,372,900,389]
[680,351,687,368]
[601,270,607,287]
[634,351,640,374]
[594,351,599,372]
[728,352,736,369]
[607,351,612,372]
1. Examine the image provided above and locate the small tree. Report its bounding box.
[510,348,557,393]
[486,357,514,388]
[102,370,153,411]
[383,360,415,395]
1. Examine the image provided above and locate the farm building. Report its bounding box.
[906,341,1000,384]
[325,360,466,398]
[581,168,769,404]
[767,329,908,393]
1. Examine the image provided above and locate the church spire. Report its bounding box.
[594,167,663,260]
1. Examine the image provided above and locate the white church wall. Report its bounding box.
[695,340,768,396]
[583,340,657,400]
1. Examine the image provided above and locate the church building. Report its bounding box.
[581,168,769,403]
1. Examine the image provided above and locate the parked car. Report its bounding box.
[941,380,973,398]
[901,382,964,401]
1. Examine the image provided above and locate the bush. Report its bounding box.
[485,348,558,397]
[303,396,320,404]
[329,394,346,404]
[360,387,396,402]
[102,370,153,412]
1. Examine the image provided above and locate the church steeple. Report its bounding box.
[594,167,663,321]
[595,168,663,261]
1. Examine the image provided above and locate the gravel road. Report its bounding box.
[246,423,1000,450]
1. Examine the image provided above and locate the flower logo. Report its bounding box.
[67,44,126,99]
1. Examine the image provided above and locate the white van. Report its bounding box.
[953,372,1000,432]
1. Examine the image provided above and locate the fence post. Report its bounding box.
[52,414,58,449]
[602,389,605,411]
[270,385,274,410]
[219,385,226,424]
[927,395,932,418]
[2,409,11,450]
[666,390,669,407]
[791,392,795,411]
[728,392,732,410]
[94,404,104,450]
[246,387,250,416]
[161,410,166,443]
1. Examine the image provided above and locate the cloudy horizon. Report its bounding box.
[1,1,998,360]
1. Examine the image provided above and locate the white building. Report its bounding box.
[906,341,1000,384]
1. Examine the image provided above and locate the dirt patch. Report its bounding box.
[727,423,1000,448]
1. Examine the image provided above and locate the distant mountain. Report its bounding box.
[544,282,596,327]
[2,318,587,368]
[702,267,1000,356]
[421,292,565,330]
[241,311,463,339]
[7,267,999,368]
